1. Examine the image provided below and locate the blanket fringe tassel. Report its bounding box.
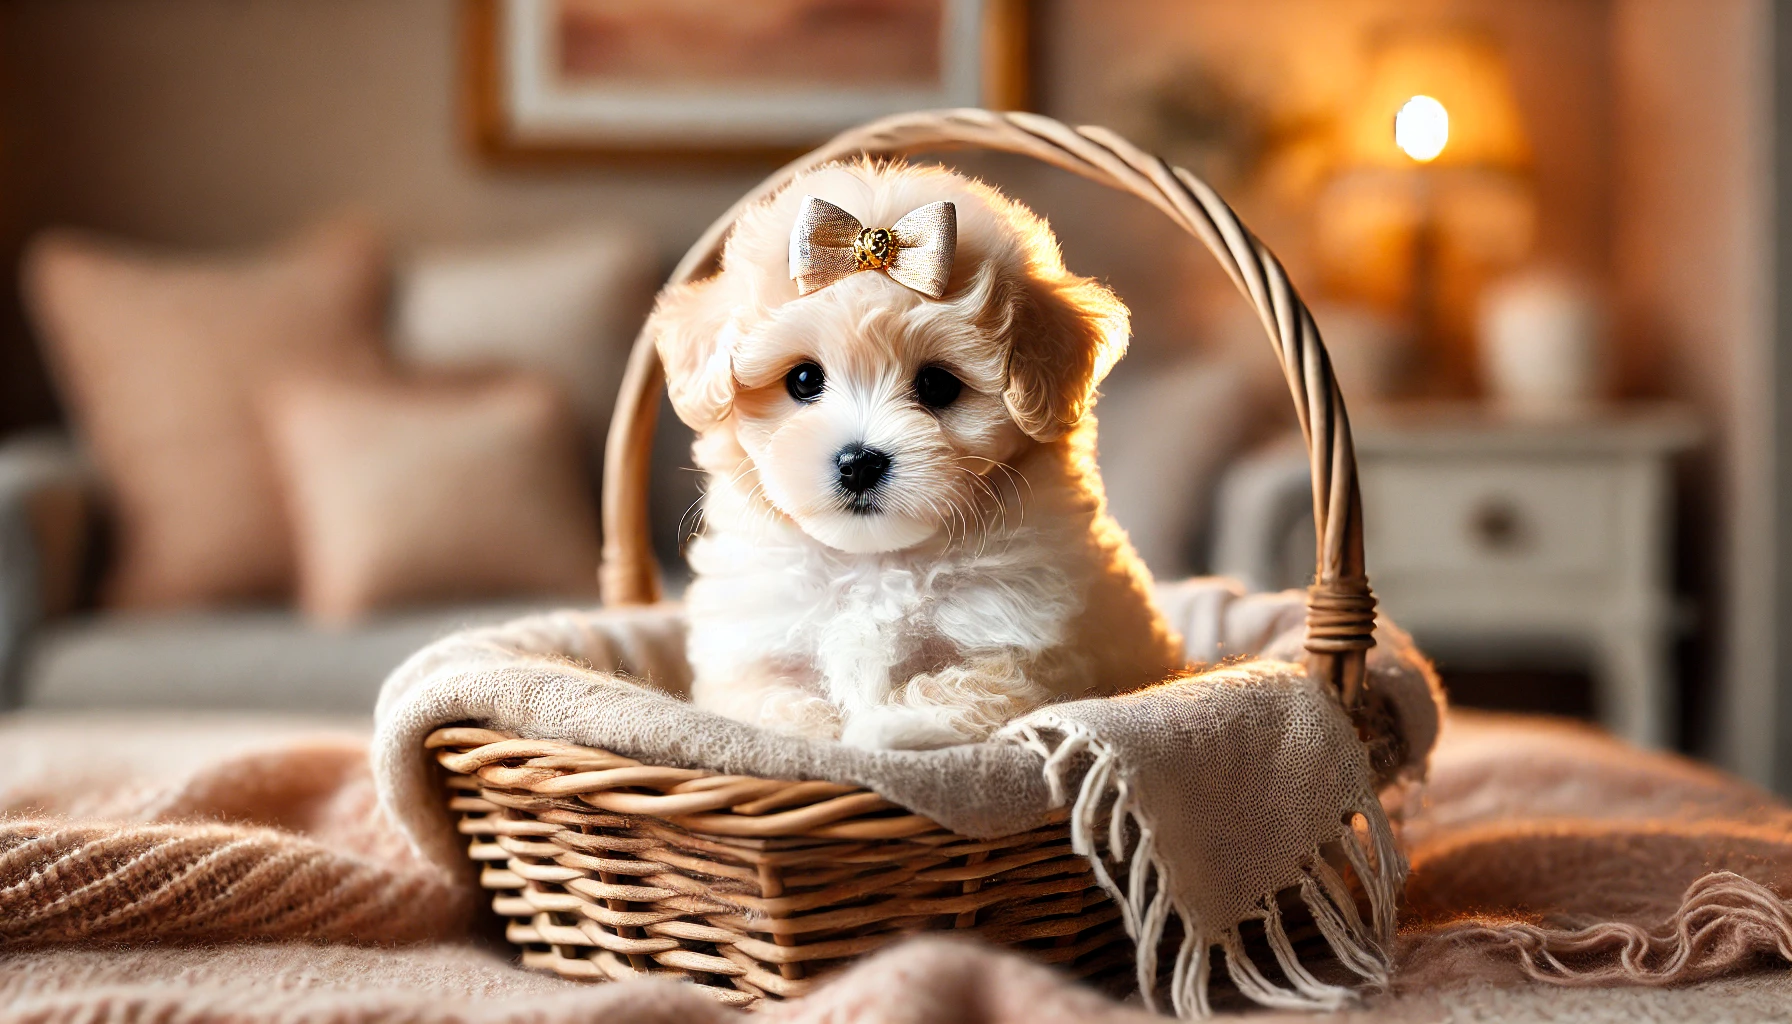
[1418,870,1792,986]
[1005,718,1404,1019]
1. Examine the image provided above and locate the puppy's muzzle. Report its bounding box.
[836,444,892,503]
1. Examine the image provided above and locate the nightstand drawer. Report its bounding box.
[1361,458,1621,581]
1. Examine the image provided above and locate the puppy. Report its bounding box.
[647,159,1185,749]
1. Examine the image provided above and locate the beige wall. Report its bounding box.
[1611,0,1774,778]
[0,0,1617,407]
[1,1,768,252]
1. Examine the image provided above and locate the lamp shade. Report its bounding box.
[1344,29,1530,170]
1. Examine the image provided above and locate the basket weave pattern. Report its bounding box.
[433,727,1132,1005]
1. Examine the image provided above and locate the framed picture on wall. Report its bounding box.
[464,0,1027,160]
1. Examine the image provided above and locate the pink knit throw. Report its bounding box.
[5,710,1792,1021]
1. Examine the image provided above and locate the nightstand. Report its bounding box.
[1211,403,1701,748]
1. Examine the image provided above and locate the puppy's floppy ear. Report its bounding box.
[1002,274,1130,441]
[647,276,739,432]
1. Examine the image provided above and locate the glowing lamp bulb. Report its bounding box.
[1394,95,1449,163]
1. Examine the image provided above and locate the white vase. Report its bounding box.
[1478,271,1605,414]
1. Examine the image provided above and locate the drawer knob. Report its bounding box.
[1469,498,1526,552]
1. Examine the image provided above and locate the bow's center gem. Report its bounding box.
[853,227,895,269]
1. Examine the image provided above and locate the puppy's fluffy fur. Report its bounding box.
[649,160,1185,749]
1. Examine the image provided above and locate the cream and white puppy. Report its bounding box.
[648,160,1185,749]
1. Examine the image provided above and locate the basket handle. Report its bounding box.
[599,109,1376,706]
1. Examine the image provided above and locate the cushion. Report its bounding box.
[17,603,558,714]
[23,222,388,608]
[262,374,602,624]
[1095,357,1270,577]
[392,230,657,441]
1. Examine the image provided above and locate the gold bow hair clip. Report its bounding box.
[788,196,957,299]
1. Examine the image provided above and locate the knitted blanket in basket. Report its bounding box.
[372,579,1444,1016]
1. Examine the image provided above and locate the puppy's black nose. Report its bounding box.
[836,444,891,495]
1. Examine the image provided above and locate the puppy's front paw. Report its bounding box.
[840,705,970,751]
[694,670,842,740]
[758,692,844,740]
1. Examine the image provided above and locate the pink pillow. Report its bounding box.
[262,374,602,624]
[24,222,388,608]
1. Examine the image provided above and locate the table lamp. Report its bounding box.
[1320,27,1534,394]
[1343,28,1529,172]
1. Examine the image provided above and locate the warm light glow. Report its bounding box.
[1394,95,1450,163]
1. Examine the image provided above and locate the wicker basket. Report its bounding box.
[432,728,1130,1006]
[433,108,1378,1007]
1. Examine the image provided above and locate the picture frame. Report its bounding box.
[463,0,1027,162]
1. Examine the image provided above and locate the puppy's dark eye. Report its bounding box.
[785,361,825,402]
[914,366,963,409]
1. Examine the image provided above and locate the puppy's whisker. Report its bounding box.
[967,467,1004,518]
[738,480,790,536]
[953,455,1025,513]
[949,475,993,555]
[919,491,963,548]
[985,461,1031,530]
[678,497,707,548]
[712,462,786,535]
[925,495,956,547]
[951,463,1007,549]
[945,483,989,557]
[932,491,970,551]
